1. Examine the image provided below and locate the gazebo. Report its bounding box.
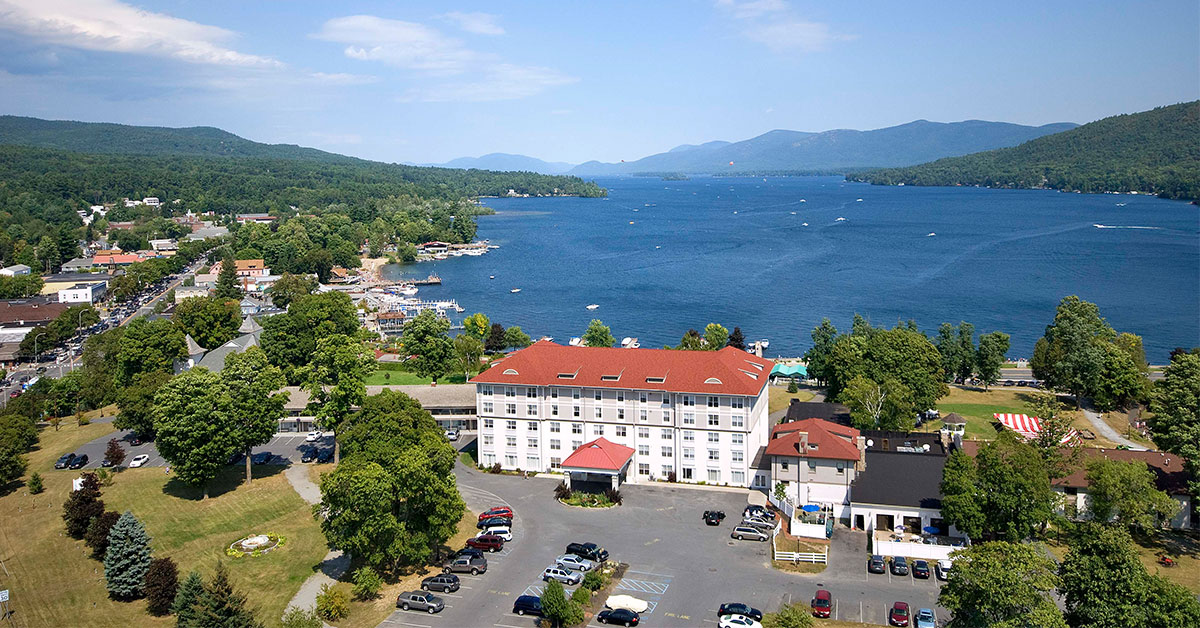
[560,438,635,492]
[770,363,807,381]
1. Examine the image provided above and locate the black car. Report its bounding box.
[598,608,640,626]
[251,452,272,465]
[317,448,334,463]
[301,449,316,463]
[101,457,115,468]
[743,505,776,521]
[717,602,763,622]
[912,559,930,579]
[477,516,512,530]
[703,510,726,526]
[565,542,609,562]
[512,595,543,617]
[55,453,77,469]
[129,434,144,446]
[452,547,485,560]
[69,454,89,469]
[868,554,886,574]
[890,556,909,576]
[420,574,460,593]
[227,452,246,466]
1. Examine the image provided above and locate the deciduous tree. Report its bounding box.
[266,272,317,310]
[939,451,984,540]
[803,318,838,385]
[703,323,729,350]
[1148,350,1200,494]
[1025,392,1079,481]
[453,334,484,381]
[504,325,532,350]
[62,472,104,538]
[582,319,614,348]
[104,438,126,468]
[174,296,242,350]
[462,312,490,340]
[939,541,1065,628]
[114,371,171,439]
[143,556,179,616]
[1083,458,1179,528]
[1031,296,1116,407]
[152,368,238,498]
[116,317,185,386]
[301,334,375,464]
[974,331,1010,389]
[222,347,287,483]
[400,310,453,383]
[840,375,914,431]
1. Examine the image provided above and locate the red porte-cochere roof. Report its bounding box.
[470,340,772,396]
[765,418,861,461]
[561,438,635,471]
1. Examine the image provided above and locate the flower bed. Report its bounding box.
[560,492,615,508]
[226,532,287,558]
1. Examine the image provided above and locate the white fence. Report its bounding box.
[772,521,829,564]
[768,492,795,520]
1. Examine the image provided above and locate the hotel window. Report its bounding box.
[780,461,789,471]
[732,414,744,428]
[708,414,719,427]
[526,387,537,398]
[483,418,494,429]
[707,432,719,444]
[661,446,673,457]
[482,385,493,396]
[549,421,561,433]
[528,421,538,431]
[505,455,517,467]
[615,426,627,437]
[708,396,719,408]
[683,412,695,425]
[617,391,624,402]
[707,469,720,482]
[682,395,695,407]
[506,436,517,448]
[682,467,694,480]
[572,423,583,434]
[595,407,603,419]
[808,460,817,471]
[550,457,562,469]
[708,449,719,461]
[682,430,694,442]
[482,402,493,414]
[618,409,625,420]
[550,439,561,450]
[505,420,517,430]
[732,450,744,463]
[683,448,695,460]
[661,428,672,440]
[639,393,647,404]
[505,387,515,398]
[528,405,538,416]
[639,463,650,476]
[661,394,670,407]
[482,435,494,446]
[527,438,539,449]
[572,440,582,449]
[505,404,516,416]
[572,389,580,399]
[837,462,845,474]
[551,388,559,399]
[594,425,605,436]
[527,456,539,468]
[662,411,671,423]
[638,444,650,456]
[482,453,496,465]
[639,409,647,422]
[594,390,602,401]
[731,471,745,485]
[573,406,581,417]
[732,397,744,409]
[552,404,559,416]
[662,465,674,476]
[732,433,744,446]
[638,427,650,439]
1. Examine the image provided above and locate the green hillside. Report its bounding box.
[852,102,1200,200]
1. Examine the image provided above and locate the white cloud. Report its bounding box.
[0,0,280,67]
[440,11,504,36]
[715,0,851,54]
[399,64,577,103]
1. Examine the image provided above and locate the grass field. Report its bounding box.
[768,386,816,414]
[1045,530,1199,596]
[0,422,327,628]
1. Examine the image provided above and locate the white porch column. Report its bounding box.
[564,473,572,489]
[611,474,619,490]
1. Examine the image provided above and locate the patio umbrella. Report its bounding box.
[894,524,905,533]
[923,526,940,534]
[802,505,820,513]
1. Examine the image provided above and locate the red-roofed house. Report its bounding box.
[471,340,773,487]
[764,418,866,523]
[560,438,636,490]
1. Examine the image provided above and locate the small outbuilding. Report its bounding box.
[560,438,635,492]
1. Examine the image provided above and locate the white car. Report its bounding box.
[444,429,460,441]
[305,430,323,442]
[719,614,762,628]
[605,595,649,613]
[541,565,582,585]
[129,454,150,468]
[555,554,595,572]
[484,526,513,541]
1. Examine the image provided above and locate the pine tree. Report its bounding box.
[84,510,122,559]
[193,562,264,628]
[62,472,104,538]
[103,511,152,598]
[214,255,242,299]
[727,326,746,350]
[144,557,179,616]
[172,571,205,625]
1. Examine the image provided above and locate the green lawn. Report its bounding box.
[1,422,327,628]
[768,386,816,414]
[926,403,1002,439]
[364,371,469,386]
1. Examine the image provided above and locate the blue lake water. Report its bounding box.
[383,176,1199,361]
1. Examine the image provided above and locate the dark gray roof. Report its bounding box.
[862,430,945,453]
[851,450,947,510]
[783,401,851,425]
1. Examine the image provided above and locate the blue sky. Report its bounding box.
[0,0,1195,164]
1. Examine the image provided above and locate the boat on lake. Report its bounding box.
[510,288,521,293]
[586,304,599,310]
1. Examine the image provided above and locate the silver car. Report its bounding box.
[397,590,444,614]
[542,565,583,585]
[740,518,774,531]
[555,553,595,572]
[731,526,769,542]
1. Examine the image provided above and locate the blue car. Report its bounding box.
[914,608,936,628]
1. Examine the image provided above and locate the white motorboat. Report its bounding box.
[927,232,936,237]
[586,304,599,310]
[836,217,846,222]
[510,288,521,293]
[568,337,582,346]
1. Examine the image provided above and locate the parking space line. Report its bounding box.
[494,624,525,628]
[626,569,673,578]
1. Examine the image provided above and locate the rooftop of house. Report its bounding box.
[783,400,852,426]
[862,430,946,454]
[0,299,69,325]
[282,383,476,412]
[851,450,948,510]
[561,437,636,471]
[765,418,862,461]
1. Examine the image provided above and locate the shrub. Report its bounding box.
[351,566,383,600]
[787,380,800,393]
[762,602,814,628]
[95,468,114,487]
[490,462,502,474]
[316,584,350,621]
[282,606,324,628]
[62,472,104,538]
[76,411,91,426]
[666,471,677,483]
[143,557,179,615]
[27,471,43,494]
[84,510,122,559]
[582,570,604,592]
[554,483,572,500]
[104,438,127,468]
[604,489,622,505]
[570,586,590,607]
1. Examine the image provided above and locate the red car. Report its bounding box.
[479,506,513,521]
[811,589,832,618]
[811,590,830,619]
[889,601,910,627]
[466,534,505,552]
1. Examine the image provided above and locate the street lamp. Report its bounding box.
[32,331,47,364]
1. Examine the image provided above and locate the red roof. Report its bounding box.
[764,418,861,461]
[470,340,772,396]
[560,438,635,471]
[93,254,142,265]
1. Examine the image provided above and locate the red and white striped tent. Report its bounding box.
[994,413,1078,444]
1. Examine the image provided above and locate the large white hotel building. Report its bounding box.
[471,341,774,488]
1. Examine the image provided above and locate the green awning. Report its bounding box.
[770,363,807,377]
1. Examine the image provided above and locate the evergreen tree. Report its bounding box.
[144,557,180,616]
[540,578,572,628]
[803,318,839,385]
[727,326,746,350]
[582,319,615,347]
[485,323,507,353]
[103,511,152,599]
[703,323,729,350]
[172,571,205,626]
[193,562,264,628]
[62,472,104,538]
[84,510,122,559]
[213,255,242,299]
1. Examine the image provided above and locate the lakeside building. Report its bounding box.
[472,341,773,487]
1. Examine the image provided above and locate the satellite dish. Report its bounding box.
[866,439,874,448]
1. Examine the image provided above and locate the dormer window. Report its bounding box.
[601,374,621,381]
[646,376,665,384]
[704,377,722,385]
[557,372,576,380]
[809,443,819,450]
[502,368,519,376]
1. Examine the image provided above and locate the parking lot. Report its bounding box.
[59,427,335,470]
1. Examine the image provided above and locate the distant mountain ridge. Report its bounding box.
[433,153,575,175]
[854,102,1200,200]
[570,119,1077,175]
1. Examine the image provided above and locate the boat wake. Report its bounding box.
[1092,224,1162,230]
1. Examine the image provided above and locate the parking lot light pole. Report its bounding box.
[32,331,47,365]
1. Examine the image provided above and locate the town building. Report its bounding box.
[0,264,31,277]
[61,257,97,272]
[471,341,773,487]
[280,384,476,433]
[763,418,864,521]
[235,213,278,224]
[1053,447,1194,529]
[850,448,968,560]
[174,285,210,302]
[57,282,107,304]
[148,239,178,252]
[142,197,161,207]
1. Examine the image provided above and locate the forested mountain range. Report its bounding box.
[853,102,1200,200]
[568,119,1076,175]
[432,153,575,175]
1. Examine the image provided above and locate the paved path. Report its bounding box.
[284,465,349,627]
[1080,404,1145,450]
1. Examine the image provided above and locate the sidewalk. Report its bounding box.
[283,465,348,627]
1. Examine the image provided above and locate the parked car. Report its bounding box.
[935,559,953,581]
[479,506,514,520]
[451,547,484,560]
[912,559,930,579]
[301,448,316,463]
[914,608,936,628]
[703,510,726,525]
[565,542,609,562]
[477,516,512,529]
[730,526,768,542]
[811,589,832,618]
[467,534,505,552]
[484,526,513,542]
[129,434,144,446]
[512,595,544,617]
[740,518,774,531]
[101,456,116,467]
[598,608,640,626]
[719,614,762,628]
[305,430,322,442]
[868,555,886,574]
[55,453,77,469]
[743,505,776,520]
[316,448,334,463]
[69,454,89,469]
[890,556,909,576]
[444,429,460,441]
[541,565,582,586]
[718,602,763,621]
[8,391,18,399]
[227,452,245,466]
[129,454,150,468]
[420,574,460,593]
[251,452,272,465]
[443,554,487,575]
[555,554,595,572]
[889,601,910,627]
[605,595,649,613]
[396,590,443,614]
